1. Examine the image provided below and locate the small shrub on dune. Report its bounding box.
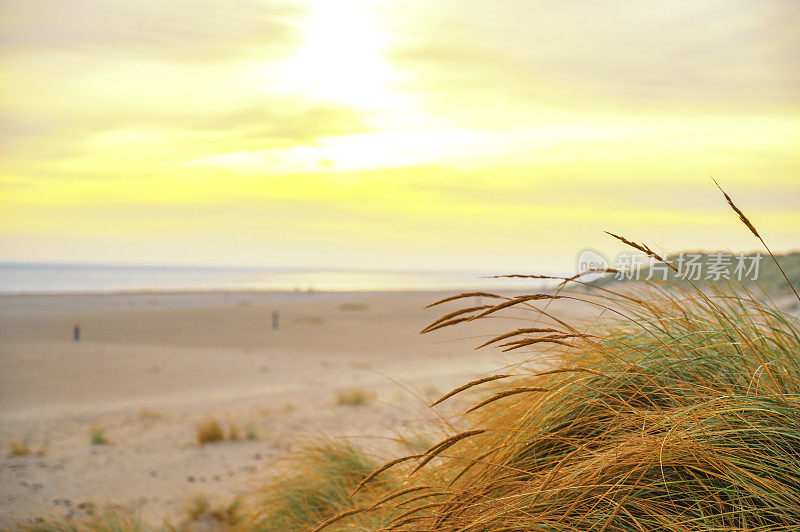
[196,419,224,445]
[137,409,162,423]
[196,419,258,444]
[8,440,31,457]
[335,389,372,407]
[339,303,368,311]
[182,494,243,529]
[90,428,109,445]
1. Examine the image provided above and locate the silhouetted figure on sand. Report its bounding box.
[73,324,81,342]
[271,311,279,330]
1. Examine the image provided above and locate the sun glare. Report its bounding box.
[276,0,400,109]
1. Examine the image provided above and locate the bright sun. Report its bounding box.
[276,0,400,109]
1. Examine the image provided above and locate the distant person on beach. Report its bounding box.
[73,324,80,342]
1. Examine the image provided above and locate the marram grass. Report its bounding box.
[315,186,800,531]
[308,285,800,531]
[250,442,400,531]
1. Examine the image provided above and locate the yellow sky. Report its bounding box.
[1,0,798,271]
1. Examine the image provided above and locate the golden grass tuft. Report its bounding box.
[339,303,369,311]
[137,409,162,422]
[335,389,372,407]
[196,418,258,445]
[196,419,225,445]
[182,494,244,529]
[250,442,400,531]
[90,428,109,445]
[8,440,31,457]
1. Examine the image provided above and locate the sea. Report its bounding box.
[0,262,555,295]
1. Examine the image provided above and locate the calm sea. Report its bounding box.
[0,262,552,294]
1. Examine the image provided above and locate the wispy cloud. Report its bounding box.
[0,0,304,62]
[384,0,800,117]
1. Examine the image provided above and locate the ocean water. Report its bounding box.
[0,262,552,294]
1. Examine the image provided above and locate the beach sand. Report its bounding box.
[0,290,592,526]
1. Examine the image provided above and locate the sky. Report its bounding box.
[1,0,798,273]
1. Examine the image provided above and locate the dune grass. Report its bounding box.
[312,185,800,531]
[196,418,225,445]
[137,409,162,422]
[182,494,244,529]
[335,389,372,407]
[308,288,800,530]
[8,440,31,457]
[351,290,800,530]
[196,418,260,445]
[90,428,109,446]
[250,442,400,531]
[339,303,369,312]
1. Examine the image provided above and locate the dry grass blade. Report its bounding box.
[555,268,622,286]
[471,294,563,320]
[382,514,428,530]
[412,430,486,474]
[500,339,569,352]
[421,305,492,333]
[475,327,563,349]
[532,366,612,379]
[384,502,444,529]
[310,505,375,532]
[421,429,486,458]
[421,316,476,333]
[490,268,622,285]
[497,333,582,351]
[368,486,434,509]
[604,231,677,271]
[447,447,497,486]
[430,374,512,408]
[425,292,505,308]
[465,386,549,413]
[712,177,800,302]
[712,177,760,238]
[351,454,423,495]
[397,490,449,506]
[486,273,555,279]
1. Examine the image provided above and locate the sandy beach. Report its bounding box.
[0,289,591,527]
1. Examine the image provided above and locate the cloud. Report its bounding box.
[384,0,800,120]
[0,0,304,63]
[0,100,371,175]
